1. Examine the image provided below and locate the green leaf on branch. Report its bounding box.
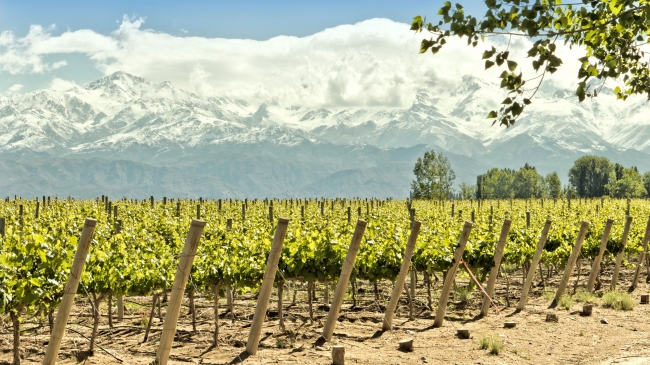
[420,39,436,53]
[411,16,424,31]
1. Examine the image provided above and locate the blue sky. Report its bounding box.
[0,0,487,40]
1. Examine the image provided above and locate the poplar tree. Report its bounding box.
[411,150,456,199]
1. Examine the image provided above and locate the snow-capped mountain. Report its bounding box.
[0,71,648,198]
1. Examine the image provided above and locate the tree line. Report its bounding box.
[411,152,650,200]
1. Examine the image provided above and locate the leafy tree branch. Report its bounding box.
[414,0,650,125]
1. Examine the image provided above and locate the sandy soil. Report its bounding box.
[3,261,650,365]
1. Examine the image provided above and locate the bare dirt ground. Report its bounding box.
[3,261,650,365]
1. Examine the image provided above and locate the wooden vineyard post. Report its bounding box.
[43,218,97,365]
[155,219,206,365]
[480,219,512,317]
[586,218,614,293]
[322,220,367,341]
[553,221,590,305]
[433,221,473,328]
[517,219,552,311]
[117,296,124,322]
[382,221,421,331]
[611,216,633,290]
[245,218,290,355]
[0,217,4,236]
[113,220,125,322]
[631,216,650,291]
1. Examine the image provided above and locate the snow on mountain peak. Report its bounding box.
[85,71,152,102]
[0,71,648,173]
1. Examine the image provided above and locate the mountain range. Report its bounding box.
[0,71,648,198]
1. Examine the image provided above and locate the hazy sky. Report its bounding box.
[0,1,583,107]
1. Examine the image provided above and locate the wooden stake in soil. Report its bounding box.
[631,216,650,290]
[155,219,206,365]
[43,218,97,365]
[433,221,473,328]
[480,219,512,317]
[246,217,290,355]
[382,221,421,331]
[398,338,414,351]
[517,219,552,311]
[332,346,345,365]
[612,216,633,291]
[322,220,367,341]
[553,221,589,305]
[586,218,614,293]
[117,295,124,322]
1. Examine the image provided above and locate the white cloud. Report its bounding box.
[51,60,67,69]
[189,63,214,97]
[0,15,591,107]
[49,77,79,91]
[7,84,23,94]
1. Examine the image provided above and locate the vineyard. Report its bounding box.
[2,196,650,364]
